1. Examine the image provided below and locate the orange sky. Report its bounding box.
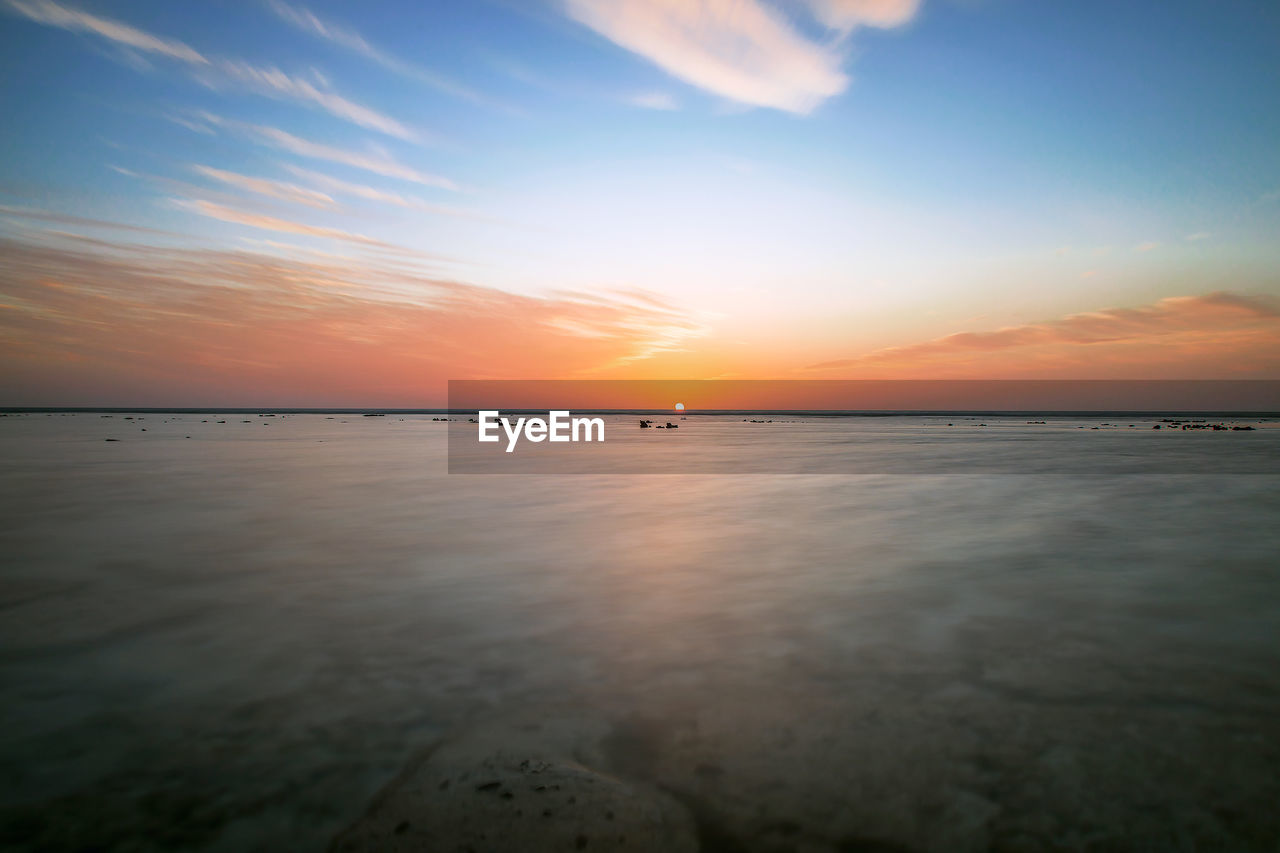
[446,380,1280,412]
[2,232,1279,407]
[3,3,1280,406]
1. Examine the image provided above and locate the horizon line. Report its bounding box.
[5,407,1280,417]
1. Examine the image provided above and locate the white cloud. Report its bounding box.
[564,0,921,114]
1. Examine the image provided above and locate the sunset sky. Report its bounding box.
[1,0,1279,406]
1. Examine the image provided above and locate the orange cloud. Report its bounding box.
[0,236,702,406]
[805,292,1280,378]
[171,198,399,248]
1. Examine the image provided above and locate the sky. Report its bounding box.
[1,0,1278,406]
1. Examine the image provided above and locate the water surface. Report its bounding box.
[2,413,1278,851]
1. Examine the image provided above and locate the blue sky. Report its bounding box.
[1,0,1278,403]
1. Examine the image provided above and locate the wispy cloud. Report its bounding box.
[172,198,396,247]
[1134,241,1159,252]
[266,0,389,60]
[166,113,217,135]
[249,124,458,189]
[205,60,416,140]
[628,91,679,110]
[4,0,208,63]
[266,0,503,111]
[564,0,921,114]
[805,293,1280,377]
[188,113,459,190]
[281,165,419,207]
[4,0,416,139]
[0,203,180,236]
[192,165,336,209]
[279,165,472,218]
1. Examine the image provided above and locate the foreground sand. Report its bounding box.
[331,712,697,852]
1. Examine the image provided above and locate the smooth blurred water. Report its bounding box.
[2,413,1279,851]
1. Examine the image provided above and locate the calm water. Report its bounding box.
[2,413,1279,851]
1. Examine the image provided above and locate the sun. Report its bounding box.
[674,402,685,411]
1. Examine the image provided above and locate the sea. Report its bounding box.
[2,412,1279,851]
